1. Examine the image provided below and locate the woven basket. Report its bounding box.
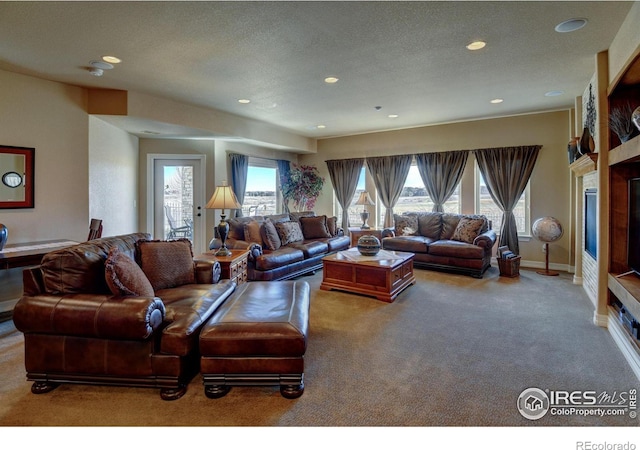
[498,256,521,277]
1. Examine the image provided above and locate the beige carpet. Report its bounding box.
[1,266,638,429]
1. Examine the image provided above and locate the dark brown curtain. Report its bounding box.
[415,151,469,212]
[366,154,413,228]
[473,145,541,255]
[326,158,365,231]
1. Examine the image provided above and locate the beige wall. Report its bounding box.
[608,1,640,87]
[0,69,89,244]
[89,116,139,237]
[303,110,572,267]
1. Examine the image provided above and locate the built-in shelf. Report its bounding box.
[608,272,640,320]
[569,153,598,176]
[609,134,640,166]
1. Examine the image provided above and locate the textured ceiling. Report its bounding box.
[0,1,633,141]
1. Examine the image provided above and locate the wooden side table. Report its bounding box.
[198,250,249,285]
[348,227,383,248]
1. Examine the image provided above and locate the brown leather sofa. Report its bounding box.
[13,233,237,400]
[210,212,350,281]
[382,212,497,278]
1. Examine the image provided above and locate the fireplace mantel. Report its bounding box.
[570,153,598,177]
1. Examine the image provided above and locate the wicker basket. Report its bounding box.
[498,256,521,277]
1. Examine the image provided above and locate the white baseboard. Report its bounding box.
[519,259,570,273]
[573,275,584,285]
[593,311,608,327]
[607,309,640,382]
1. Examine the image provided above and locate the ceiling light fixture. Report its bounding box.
[466,41,486,51]
[324,77,339,84]
[238,99,251,104]
[102,55,122,64]
[388,114,399,118]
[88,67,104,77]
[545,90,564,97]
[490,98,504,104]
[90,60,114,70]
[555,18,588,33]
[317,125,326,129]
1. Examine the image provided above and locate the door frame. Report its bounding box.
[146,153,207,250]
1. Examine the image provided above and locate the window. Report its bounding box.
[244,158,278,216]
[335,167,367,227]
[380,165,461,225]
[476,165,530,235]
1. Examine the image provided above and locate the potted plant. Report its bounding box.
[281,164,325,211]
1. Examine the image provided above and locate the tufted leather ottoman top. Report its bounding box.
[199,280,309,357]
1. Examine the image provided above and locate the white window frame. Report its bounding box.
[245,157,280,215]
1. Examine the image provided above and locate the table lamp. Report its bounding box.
[355,191,375,229]
[205,181,242,256]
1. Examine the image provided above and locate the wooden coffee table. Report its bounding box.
[320,248,415,302]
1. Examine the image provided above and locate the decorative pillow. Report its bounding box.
[227,216,257,240]
[243,220,263,244]
[299,215,331,239]
[394,213,419,236]
[289,211,315,223]
[135,239,195,291]
[105,247,155,297]
[451,216,486,243]
[275,221,305,245]
[260,218,281,250]
[326,216,338,236]
[418,212,443,240]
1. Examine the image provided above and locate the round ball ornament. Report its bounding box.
[357,235,381,256]
[532,216,563,276]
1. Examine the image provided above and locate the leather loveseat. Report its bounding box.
[381,212,497,278]
[210,212,350,281]
[13,233,237,400]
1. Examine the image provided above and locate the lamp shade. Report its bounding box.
[205,181,242,210]
[355,191,375,206]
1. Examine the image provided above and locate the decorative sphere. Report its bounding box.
[357,235,381,256]
[532,217,563,243]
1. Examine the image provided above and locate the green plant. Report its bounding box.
[281,164,325,211]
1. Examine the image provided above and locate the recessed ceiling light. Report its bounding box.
[88,67,103,77]
[238,99,251,104]
[466,41,486,51]
[324,77,339,84]
[90,60,114,70]
[388,114,399,118]
[555,18,588,33]
[545,90,564,97]
[490,98,504,104]
[102,55,122,64]
[316,125,326,129]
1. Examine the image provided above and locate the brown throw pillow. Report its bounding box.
[300,215,331,239]
[326,216,338,236]
[451,216,486,243]
[105,247,154,297]
[135,239,195,291]
[275,221,305,245]
[394,213,419,236]
[243,220,262,244]
[260,218,281,250]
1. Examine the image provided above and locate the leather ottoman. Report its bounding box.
[200,280,310,399]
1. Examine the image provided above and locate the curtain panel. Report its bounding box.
[229,153,248,218]
[473,145,541,255]
[326,158,365,231]
[366,154,413,228]
[277,159,291,214]
[415,150,469,212]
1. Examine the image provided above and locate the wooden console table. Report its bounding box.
[0,239,78,270]
[196,250,249,285]
[348,227,383,248]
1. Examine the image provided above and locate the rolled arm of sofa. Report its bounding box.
[474,229,497,250]
[13,294,165,340]
[381,228,396,238]
[194,259,221,284]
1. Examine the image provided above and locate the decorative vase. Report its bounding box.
[578,127,594,155]
[567,137,580,164]
[0,224,7,251]
[357,235,381,256]
[632,106,640,133]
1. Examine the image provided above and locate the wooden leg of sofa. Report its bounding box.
[204,385,231,399]
[160,385,187,401]
[280,381,304,399]
[31,381,59,394]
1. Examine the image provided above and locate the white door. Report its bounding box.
[150,156,206,252]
